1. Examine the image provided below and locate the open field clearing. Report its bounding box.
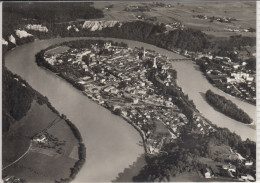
[3,99,80,181]
[2,136,31,167]
[8,100,57,137]
[3,163,54,183]
[47,118,79,157]
[17,152,76,179]
[93,1,255,38]
[3,152,76,181]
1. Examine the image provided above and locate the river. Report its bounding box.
[5,37,256,181]
[5,38,145,182]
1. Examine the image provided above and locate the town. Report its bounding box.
[42,41,217,154]
[38,40,256,181]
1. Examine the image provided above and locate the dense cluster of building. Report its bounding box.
[194,54,256,104]
[43,42,216,154]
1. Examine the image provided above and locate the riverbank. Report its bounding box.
[5,37,256,182]
[5,37,146,182]
[170,61,256,141]
[2,69,86,182]
[82,91,148,154]
[34,39,195,155]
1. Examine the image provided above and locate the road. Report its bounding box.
[2,141,32,171]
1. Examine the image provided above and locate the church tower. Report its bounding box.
[153,57,157,68]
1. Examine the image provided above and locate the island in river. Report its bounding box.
[35,39,256,182]
[205,90,252,124]
[2,68,86,182]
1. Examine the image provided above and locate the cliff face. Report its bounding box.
[8,35,16,45]
[15,30,33,39]
[2,38,8,45]
[82,20,120,31]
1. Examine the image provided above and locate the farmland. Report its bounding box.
[2,69,84,182]
[3,99,80,182]
[93,1,256,38]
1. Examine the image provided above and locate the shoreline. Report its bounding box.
[33,37,256,142]
[82,91,148,153]
[37,62,148,154]
[192,60,256,106]
[2,68,87,182]
[6,35,256,107]
[5,36,256,182]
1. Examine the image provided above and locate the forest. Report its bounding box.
[73,21,211,52]
[2,2,104,38]
[213,35,256,58]
[205,90,252,124]
[2,67,34,132]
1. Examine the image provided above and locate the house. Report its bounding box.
[3,176,15,182]
[78,80,87,85]
[121,111,128,117]
[233,64,240,70]
[100,78,106,83]
[34,134,47,143]
[111,88,118,94]
[240,174,255,181]
[82,76,91,81]
[133,98,139,104]
[165,101,173,107]
[246,174,255,181]
[222,164,236,172]
[245,160,253,166]
[104,86,114,92]
[202,168,213,178]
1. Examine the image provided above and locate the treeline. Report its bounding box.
[214,35,256,57]
[2,68,34,132]
[75,21,210,52]
[35,51,85,91]
[205,90,252,124]
[2,67,61,132]
[57,116,86,182]
[60,39,128,49]
[6,20,210,52]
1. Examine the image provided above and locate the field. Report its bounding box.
[2,136,31,166]
[3,99,79,181]
[3,152,76,182]
[93,1,256,38]
[47,117,79,157]
[154,119,169,135]
[8,100,57,137]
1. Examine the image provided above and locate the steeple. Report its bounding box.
[153,57,157,68]
[143,47,147,58]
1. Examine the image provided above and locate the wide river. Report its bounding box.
[5,37,256,181]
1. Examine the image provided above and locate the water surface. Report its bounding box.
[5,37,256,182]
[5,38,145,182]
